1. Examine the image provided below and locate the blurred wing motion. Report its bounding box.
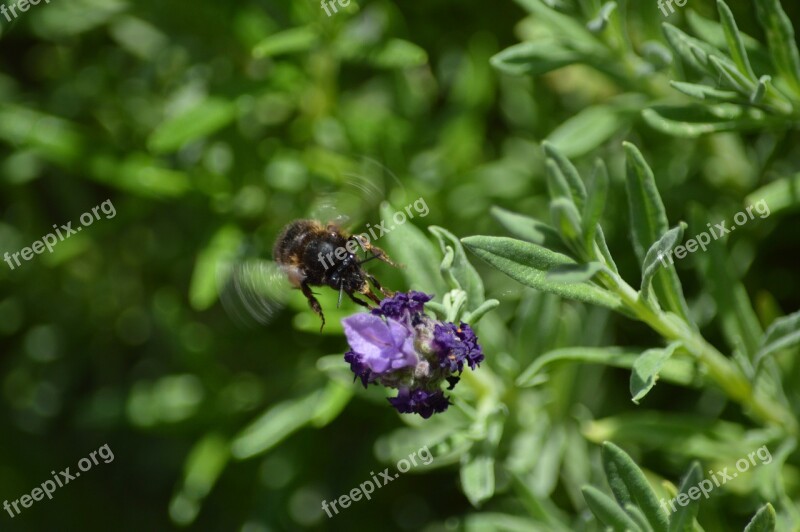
[218,258,293,327]
[218,156,406,326]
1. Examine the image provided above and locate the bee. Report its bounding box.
[272,219,398,329]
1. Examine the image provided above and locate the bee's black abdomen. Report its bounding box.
[273,220,321,264]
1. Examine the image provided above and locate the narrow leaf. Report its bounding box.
[543,141,588,210]
[490,206,569,252]
[547,262,604,284]
[640,223,687,304]
[462,236,623,311]
[744,503,777,532]
[582,485,643,532]
[490,42,582,76]
[430,226,485,307]
[630,343,682,404]
[754,0,800,96]
[583,160,609,251]
[148,97,236,154]
[624,142,691,322]
[717,0,757,80]
[668,462,703,532]
[516,347,698,389]
[756,309,800,365]
[602,442,670,532]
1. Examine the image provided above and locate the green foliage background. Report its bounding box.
[1,0,799,530]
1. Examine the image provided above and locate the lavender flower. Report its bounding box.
[342,291,484,418]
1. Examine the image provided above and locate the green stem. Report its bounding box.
[600,270,798,435]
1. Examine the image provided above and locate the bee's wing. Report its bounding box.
[217,258,297,327]
[308,156,405,231]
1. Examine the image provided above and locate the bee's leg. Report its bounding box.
[348,292,373,309]
[365,272,394,297]
[300,281,325,331]
[353,236,400,268]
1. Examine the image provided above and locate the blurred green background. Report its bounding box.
[1,0,800,530]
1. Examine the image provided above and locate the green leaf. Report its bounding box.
[490,42,582,76]
[624,504,654,532]
[545,104,630,159]
[668,462,703,532]
[252,26,318,58]
[587,2,618,34]
[717,0,757,80]
[643,104,770,137]
[543,141,587,210]
[189,225,244,311]
[583,160,609,251]
[338,38,429,69]
[670,80,740,101]
[514,0,606,55]
[547,262,604,284]
[709,55,756,94]
[550,197,584,248]
[310,381,353,428]
[640,223,687,304]
[744,503,777,532]
[582,485,643,532]
[690,205,763,360]
[169,434,230,526]
[230,390,320,459]
[516,347,698,388]
[430,226,485,308]
[756,309,800,366]
[754,0,800,96]
[595,225,620,274]
[601,442,670,532]
[630,343,682,404]
[624,143,691,322]
[746,173,800,215]
[148,97,236,154]
[490,206,568,253]
[462,236,623,311]
[460,450,495,507]
[381,203,447,296]
[662,23,728,75]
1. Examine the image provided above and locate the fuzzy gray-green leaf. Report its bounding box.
[756,309,800,367]
[717,0,757,80]
[602,442,670,532]
[462,236,623,310]
[490,206,569,253]
[430,226,485,307]
[624,143,691,322]
[630,343,682,404]
[754,0,800,96]
[641,223,686,304]
[583,160,608,251]
[744,503,777,532]
[668,462,703,532]
[582,485,643,532]
[543,141,587,210]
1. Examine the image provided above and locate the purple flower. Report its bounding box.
[387,388,450,419]
[371,291,432,320]
[341,291,485,418]
[434,322,484,372]
[342,313,418,388]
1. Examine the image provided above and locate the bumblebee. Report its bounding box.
[273,219,396,329]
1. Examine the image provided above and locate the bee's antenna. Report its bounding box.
[337,283,344,308]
